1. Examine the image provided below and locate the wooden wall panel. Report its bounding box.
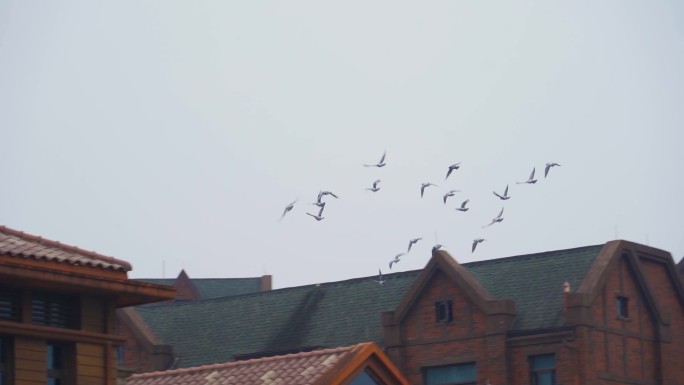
[81,297,105,333]
[77,342,106,384]
[13,336,46,385]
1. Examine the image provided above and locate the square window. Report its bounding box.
[424,362,476,385]
[32,292,78,329]
[435,300,453,323]
[530,354,556,385]
[616,296,629,318]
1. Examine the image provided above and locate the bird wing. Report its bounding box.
[529,167,536,180]
[493,191,503,199]
[317,205,325,217]
[379,151,386,164]
[497,207,504,218]
[504,185,509,196]
[472,241,477,253]
[461,199,469,208]
[544,164,551,177]
[421,184,426,197]
[443,194,448,204]
[329,192,339,198]
[445,168,453,180]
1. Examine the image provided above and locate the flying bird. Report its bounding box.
[443,190,461,204]
[544,162,561,178]
[372,269,386,285]
[420,183,438,198]
[483,207,504,228]
[389,253,405,270]
[363,151,387,167]
[317,190,339,203]
[432,244,443,252]
[455,199,470,212]
[306,212,324,221]
[472,238,485,253]
[280,199,298,220]
[407,237,422,253]
[517,167,537,184]
[445,162,461,180]
[493,185,510,200]
[366,179,381,192]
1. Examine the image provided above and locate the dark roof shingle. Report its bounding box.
[135,244,604,368]
[135,277,263,299]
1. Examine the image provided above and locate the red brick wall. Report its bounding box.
[389,269,507,385]
[640,257,684,384]
[588,256,658,382]
[115,318,153,373]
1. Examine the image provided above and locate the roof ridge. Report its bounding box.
[136,277,263,281]
[128,343,365,379]
[137,269,423,309]
[0,225,132,271]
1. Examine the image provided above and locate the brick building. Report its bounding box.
[115,270,272,374]
[0,226,174,385]
[120,240,684,385]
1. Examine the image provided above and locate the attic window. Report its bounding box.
[435,300,453,323]
[616,296,629,319]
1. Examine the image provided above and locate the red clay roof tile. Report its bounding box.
[0,225,131,271]
[126,344,367,385]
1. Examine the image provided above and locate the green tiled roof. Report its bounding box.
[135,278,263,299]
[464,244,603,330]
[136,271,420,368]
[135,245,603,368]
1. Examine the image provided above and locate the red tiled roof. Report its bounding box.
[0,226,131,272]
[127,344,368,385]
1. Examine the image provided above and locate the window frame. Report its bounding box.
[616,295,629,319]
[0,336,12,385]
[47,342,74,385]
[32,291,80,330]
[435,300,453,323]
[0,286,22,323]
[423,362,476,385]
[529,353,556,385]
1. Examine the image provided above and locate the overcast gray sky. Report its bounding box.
[2,1,683,289]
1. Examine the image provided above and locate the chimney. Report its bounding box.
[563,281,571,312]
[260,275,272,291]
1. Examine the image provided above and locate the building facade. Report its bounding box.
[0,226,175,385]
[119,240,684,385]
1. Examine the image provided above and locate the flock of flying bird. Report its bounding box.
[280,151,561,285]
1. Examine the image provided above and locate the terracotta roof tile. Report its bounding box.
[0,226,131,272]
[126,344,366,385]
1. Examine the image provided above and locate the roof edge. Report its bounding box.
[393,249,514,324]
[127,344,362,380]
[0,225,132,271]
